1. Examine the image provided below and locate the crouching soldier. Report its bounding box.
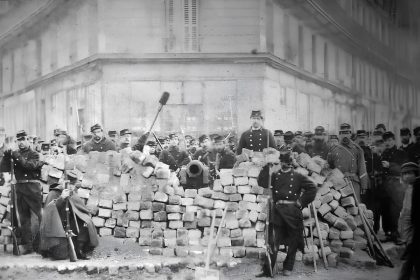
[257,147,317,277]
[39,171,98,260]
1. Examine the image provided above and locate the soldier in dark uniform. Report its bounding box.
[407,126,420,165]
[82,124,116,153]
[273,130,284,150]
[0,130,45,253]
[193,134,217,169]
[291,131,306,154]
[108,130,118,145]
[213,135,235,171]
[283,131,294,150]
[145,140,160,157]
[159,133,190,171]
[303,131,314,155]
[375,123,386,134]
[236,110,275,155]
[257,147,317,277]
[56,130,77,155]
[380,131,408,244]
[399,128,413,153]
[118,129,132,151]
[327,123,368,202]
[327,134,339,150]
[310,126,329,159]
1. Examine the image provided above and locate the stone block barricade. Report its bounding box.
[0,150,374,265]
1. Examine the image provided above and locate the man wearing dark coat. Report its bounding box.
[159,133,190,171]
[236,110,275,155]
[0,130,45,253]
[213,135,235,171]
[40,173,98,260]
[257,148,317,277]
[309,126,329,159]
[380,131,408,244]
[82,124,116,153]
[399,128,413,153]
[193,134,216,167]
[407,126,420,165]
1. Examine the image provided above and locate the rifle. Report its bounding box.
[263,164,274,277]
[180,127,193,161]
[63,180,78,262]
[9,158,20,256]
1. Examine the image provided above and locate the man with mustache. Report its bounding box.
[309,126,329,159]
[327,123,368,202]
[407,127,420,165]
[82,124,116,153]
[0,130,46,254]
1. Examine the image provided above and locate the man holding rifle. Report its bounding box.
[0,130,46,254]
[257,147,317,277]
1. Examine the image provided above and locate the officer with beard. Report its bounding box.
[327,123,368,202]
[82,124,116,153]
[399,128,413,153]
[236,110,275,155]
[310,126,329,159]
[256,147,317,277]
[407,127,420,165]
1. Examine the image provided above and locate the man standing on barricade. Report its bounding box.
[257,147,317,277]
[327,123,368,202]
[0,130,45,254]
[82,124,116,153]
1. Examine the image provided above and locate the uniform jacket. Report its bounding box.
[82,137,116,153]
[407,142,420,165]
[216,148,236,170]
[400,143,413,154]
[159,146,190,171]
[399,184,413,244]
[381,145,408,177]
[193,147,217,167]
[237,127,275,155]
[327,142,368,190]
[0,147,43,180]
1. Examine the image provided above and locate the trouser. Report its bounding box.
[398,244,420,280]
[362,183,381,233]
[15,182,42,249]
[383,177,406,237]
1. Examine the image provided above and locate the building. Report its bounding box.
[0,0,419,141]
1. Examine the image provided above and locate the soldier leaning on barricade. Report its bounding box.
[0,130,46,254]
[159,133,190,171]
[82,124,116,153]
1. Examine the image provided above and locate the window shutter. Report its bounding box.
[183,0,199,52]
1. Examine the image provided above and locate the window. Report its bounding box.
[183,0,199,52]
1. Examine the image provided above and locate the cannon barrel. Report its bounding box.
[186,160,204,178]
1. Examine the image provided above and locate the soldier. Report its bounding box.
[399,128,413,153]
[188,138,199,155]
[0,130,46,254]
[303,131,314,155]
[291,131,306,154]
[159,133,190,171]
[118,129,132,151]
[213,135,235,172]
[82,124,116,153]
[380,131,408,244]
[144,140,160,157]
[327,134,339,149]
[273,130,284,150]
[108,130,118,145]
[327,123,368,202]
[375,123,387,134]
[193,134,216,168]
[310,126,329,159]
[407,126,420,165]
[236,110,275,155]
[257,147,317,277]
[283,131,294,150]
[56,130,77,155]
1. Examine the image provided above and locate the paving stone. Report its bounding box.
[238,218,251,228]
[224,185,237,194]
[92,217,105,227]
[248,167,261,178]
[243,228,256,247]
[114,226,126,238]
[334,206,348,218]
[168,195,182,205]
[229,193,242,202]
[126,227,140,238]
[347,206,358,216]
[139,201,152,210]
[154,211,167,222]
[341,196,356,207]
[168,213,182,220]
[329,200,339,210]
[99,227,113,236]
[321,193,334,204]
[323,213,338,225]
[129,221,141,228]
[334,218,350,231]
[237,185,251,194]
[245,247,261,258]
[243,194,257,203]
[184,189,198,198]
[141,221,152,228]
[212,191,229,201]
[154,192,169,203]
[194,196,214,208]
[113,202,127,211]
[198,187,213,198]
[140,209,153,220]
[128,192,142,201]
[339,185,354,197]
[327,252,338,267]
[343,239,356,249]
[166,205,182,213]
[339,247,354,258]
[318,204,332,216]
[220,171,234,186]
[105,218,117,228]
[235,177,249,186]
[226,202,239,211]
[198,217,211,227]
[126,210,140,221]
[183,212,195,222]
[98,208,112,218]
[217,237,232,247]
[249,210,259,223]
[248,177,259,187]
[340,230,354,240]
[175,246,189,257]
[181,197,194,206]
[255,221,265,232]
[344,215,357,230]
[99,199,113,209]
[328,227,341,240]
[258,212,267,221]
[233,168,248,177]
[213,179,223,192]
[126,201,141,211]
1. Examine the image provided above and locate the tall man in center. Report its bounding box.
[236,110,275,155]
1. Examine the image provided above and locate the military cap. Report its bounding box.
[279,146,292,164]
[414,126,420,136]
[16,130,27,140]
[356,130,367,137]
[274,130,284,137]
[57,130,67,136]
[294,131,303,137]
[0,127,5,134]
[375,123,386,131]
[329,135,339,140]
[90,123,102,132]
[120,129,132,136]
[314,126,325,136]
[401,162,419,174]
[382,131,395,141]
[339,123,352,132]
[250,110,263,119]
[41,143,50,151]
[168,133,178,140]
[198,134,209,143]
[400,128,411,136]
[284,131,294,142]
[146,140,157,147]
[108,130,117,137]
[372,129,383,136]
[213,135,224,143]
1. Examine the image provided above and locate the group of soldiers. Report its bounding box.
[1,109,419,278]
